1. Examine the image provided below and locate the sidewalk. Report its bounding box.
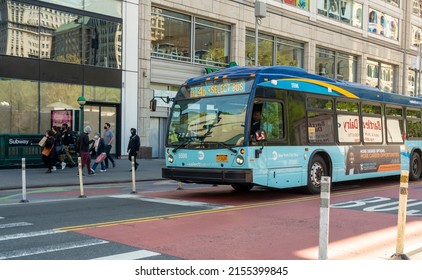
[0,157,166,190]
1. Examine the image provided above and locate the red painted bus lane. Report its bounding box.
[71,184,422,260]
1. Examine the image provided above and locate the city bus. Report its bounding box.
[162,66,422,194]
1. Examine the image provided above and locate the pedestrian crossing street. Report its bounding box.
[0,215,162,260]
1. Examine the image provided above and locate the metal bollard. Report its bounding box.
[19,158,29,203]
[78,157,86,198]
[130,156,137,194]
[318,176,331,260]
[391,170,410,260]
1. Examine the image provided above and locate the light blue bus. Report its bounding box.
[162,66,422,193]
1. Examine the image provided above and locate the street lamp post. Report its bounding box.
[254,1,266,66]
[77,96,86,132]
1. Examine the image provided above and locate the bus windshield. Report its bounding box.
[167,94,249,148]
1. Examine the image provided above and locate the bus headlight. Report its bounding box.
[235,155,244,165]
[168,155,174,163]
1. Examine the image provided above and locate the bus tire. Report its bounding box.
[304,155,327,194]
[231,184,254,192]
[409,152,422,181]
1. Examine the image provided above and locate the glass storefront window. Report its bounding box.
[276,39,304,68]
[366,60,396,93]
[317,0,363,28]
[245,31,274,66]
[0,78,38,133]
[315,48,357,82]
[368,8,399,40]
[151,8,191,62]
[40,82,82,133]
[194,19,231,67]
[84,86,121,103]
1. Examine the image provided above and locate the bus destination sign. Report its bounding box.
[189,81,246,97]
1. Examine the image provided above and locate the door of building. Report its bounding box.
[83,103,120,157]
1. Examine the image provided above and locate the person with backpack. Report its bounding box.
[61,123,76,168]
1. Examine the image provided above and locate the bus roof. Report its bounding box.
[184,66,335,85]
[183,66,422,108]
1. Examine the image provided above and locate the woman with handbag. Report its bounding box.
[42,130,55,173]
[91,132,107,173]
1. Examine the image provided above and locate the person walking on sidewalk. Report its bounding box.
[103,122,116,169]
[76,125,95,176]
[91,132,107,173]
[41,130,55,173]
[127,128,140,171]
[61,123,76,168]
[52,126,66,170]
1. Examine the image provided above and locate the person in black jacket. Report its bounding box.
[127,128,140,171]
[77,125,95,176]
[61,123,76,167]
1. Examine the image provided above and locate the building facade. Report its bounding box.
[2,0,422,160]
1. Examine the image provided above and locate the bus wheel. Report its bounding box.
[231,184,254,192]
[305,155,327,194]
[410,152,422,181]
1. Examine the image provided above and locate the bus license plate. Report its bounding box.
[216,155,228,162]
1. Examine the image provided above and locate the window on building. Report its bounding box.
[317,0,363,29]
[368,8,399,40]
[315,47,357,82]
[366,60,396,93]
[194,19,231,67]
[413,0,422,16]
[151,8,231,67]
[246,31,304,68]
[276,39,304,67]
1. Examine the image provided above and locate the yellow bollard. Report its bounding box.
[78,157,86,198]
[130,156,137,194]
[391,170,410,260]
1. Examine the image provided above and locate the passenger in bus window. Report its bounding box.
[345,146,360,175]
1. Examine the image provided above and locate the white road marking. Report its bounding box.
[91,249,160,260]
[0,229,63,241]
[110,194,228,209]
[0,239,109,260]
[0,222,32,229]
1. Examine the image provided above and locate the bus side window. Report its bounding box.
[261,101,284,140]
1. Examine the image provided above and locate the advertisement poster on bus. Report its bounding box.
[344,145,400,175]
[337,115,383,143]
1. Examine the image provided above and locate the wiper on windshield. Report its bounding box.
[203,141,237,154]
[172,137,195,153]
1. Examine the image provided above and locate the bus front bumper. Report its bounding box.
[162,167,253,184]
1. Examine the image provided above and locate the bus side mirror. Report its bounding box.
[254,130,267,142]
[254,130,267,158]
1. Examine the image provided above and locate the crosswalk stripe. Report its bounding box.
[0,222,32,229]
[0,229,63,241]
[0,239,109,260]
[91,249,160,260]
